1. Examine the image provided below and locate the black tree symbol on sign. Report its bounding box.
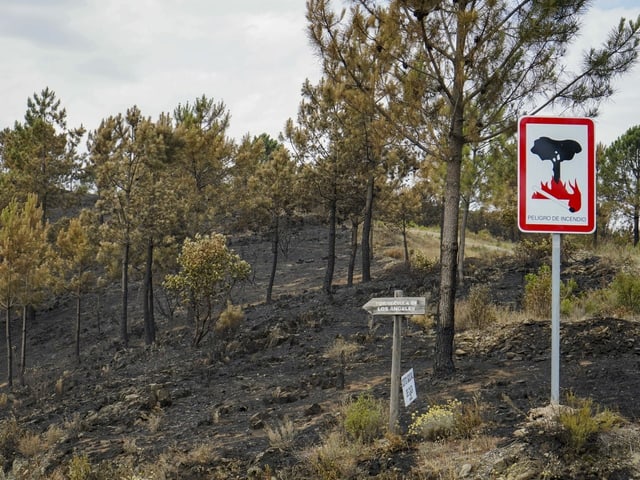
[531,137,582,183]
[530,136,584,213]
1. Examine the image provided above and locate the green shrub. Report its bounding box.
[523,265,578,318]
[581,287,618,317]
[560,277,579,316]
[558,393,621,453]
[611,272,640,314]
[68,454,92,480]
[411,251,437,275]
[515,237,552,264]
[524,265,552,317]
[343,394,386,443]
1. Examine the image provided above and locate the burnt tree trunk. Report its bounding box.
[323,196,337,295]
[75,290,81,363]
[5,306,11,387]
[457,196,470,286]
[348,219,359,286]
[121,241,130,348]
[266,216,279,304]
[143,238,156,345]
[361,175,374,283]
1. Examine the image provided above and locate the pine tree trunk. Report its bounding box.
[434,14,465,377]
[361,175,374,283]
[19,305,26,386]
[121,241,130,348]
[266,217,279,304]
[143,238,156,345]
[457,196,470,286]
[348,220,359,287]
[75,292,81,363]
[5,306,11,387]
[633,206,639,247]
[402,218,410,267]
[323,197,337,295]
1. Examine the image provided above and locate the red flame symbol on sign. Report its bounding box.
[532,178,582,213]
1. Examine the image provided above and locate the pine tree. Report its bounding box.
[0,88,85,222]
[55,213,98,362]
[0,194,53,386]
[308,0,640,375]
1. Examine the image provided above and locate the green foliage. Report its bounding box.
[560,277,579,316]
[611,271,640,314]
[0,88,85,220]
[410,251,437,275]
[524,265,552,318]
[514,237,552,265]
[523,265,579,318]
[599,125,640,242]
[68,454,92,480]
[558,393,622,454]
[342,393,386,444]
[164,233,250,346]
[55,215,97,294]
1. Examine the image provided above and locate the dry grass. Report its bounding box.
[44,424,65,447]
[414,435,500,479]
[17,431,45,457]
[188,442,218,464]
[64,412,84,437]
[304,430,359,480]
[382,246,405,260]
[456,284,497,331]
[325,337,362,361]
[215,302,244,337]
[594,240,640,271]
[410,313,435,333]
[265,416,297,450]
[145,411,163,433]
[122,436,139,455]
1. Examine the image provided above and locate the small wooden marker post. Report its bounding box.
[389,289,403,433]
[362,290,426,434]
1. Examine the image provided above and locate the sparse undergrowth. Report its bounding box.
[0,230,639,479]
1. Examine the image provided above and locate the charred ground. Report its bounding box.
[1,224,639,479]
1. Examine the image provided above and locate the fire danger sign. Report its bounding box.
[518,116,596,234]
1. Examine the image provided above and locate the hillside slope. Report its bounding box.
[0,224,638,479]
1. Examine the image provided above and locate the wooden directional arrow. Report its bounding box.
[362,297,426,316]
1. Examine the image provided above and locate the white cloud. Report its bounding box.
[0,0,636,148]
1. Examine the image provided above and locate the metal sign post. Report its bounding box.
[551,234,561,403]
[518,115,596,405]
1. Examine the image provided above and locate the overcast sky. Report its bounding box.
[0,1,638,147]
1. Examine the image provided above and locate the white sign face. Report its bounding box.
[518,116,595,234]
[362,297,426,316]
[401,368,417,407]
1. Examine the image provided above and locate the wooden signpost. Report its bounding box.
[363,290,426,433]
